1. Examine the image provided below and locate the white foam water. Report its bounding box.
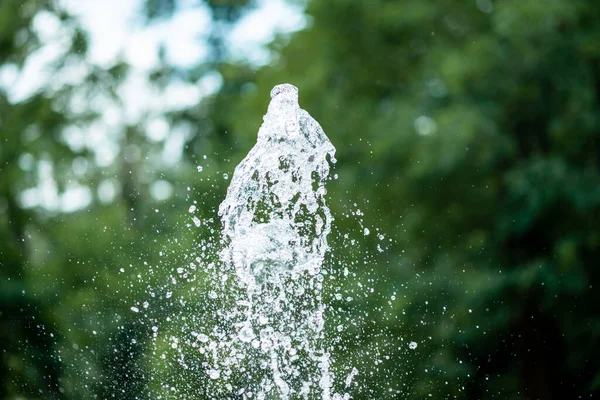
[199,83,344,399]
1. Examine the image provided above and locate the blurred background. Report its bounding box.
[1,0,599,398]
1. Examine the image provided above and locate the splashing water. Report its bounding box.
[194,83,343,399]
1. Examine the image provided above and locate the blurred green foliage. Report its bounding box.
[1,0,599,399]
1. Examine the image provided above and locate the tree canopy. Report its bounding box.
[0,0,599,399]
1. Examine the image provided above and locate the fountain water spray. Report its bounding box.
[196,83,344,399]
[146,84,358,399]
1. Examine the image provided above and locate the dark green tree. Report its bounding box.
[3,0,600,398]
[0,1,88,397]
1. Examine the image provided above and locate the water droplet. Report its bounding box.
[197,333,209,343]
[239,325,255,343]
[409,341,418,350]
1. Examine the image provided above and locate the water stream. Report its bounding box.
[205,83,342,399]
